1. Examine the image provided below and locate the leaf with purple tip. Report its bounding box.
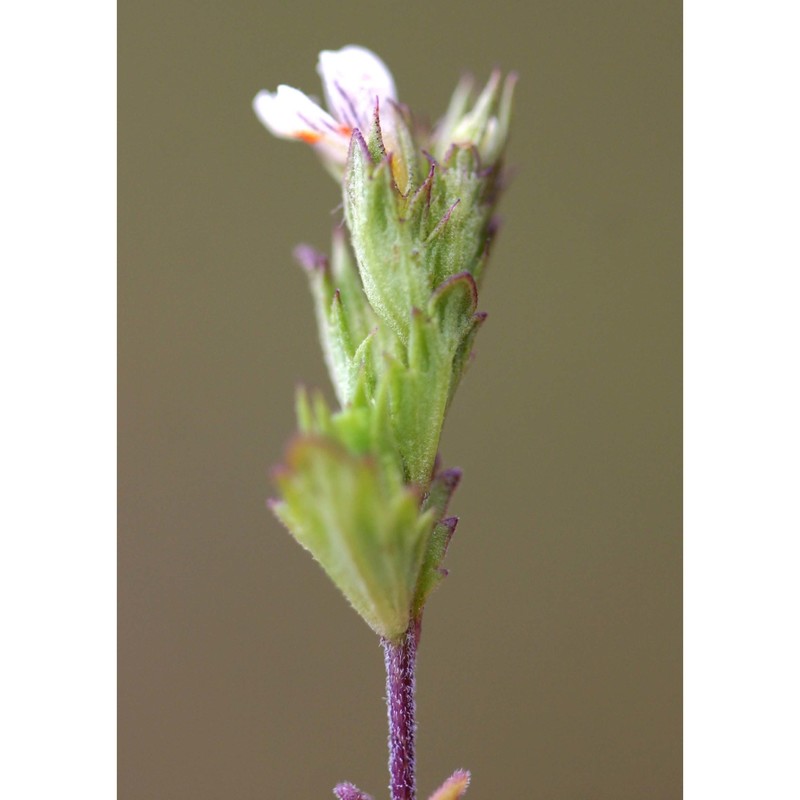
[428,271,478,344]
[413,515,459,615]
[422,467,462,520]
[333,781,373,800]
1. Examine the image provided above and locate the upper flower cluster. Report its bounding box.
[256,47,515,799]
[253,45,516,177]
[253,46,398,169]
[259,46,516,643]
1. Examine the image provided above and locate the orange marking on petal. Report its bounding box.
[339,124,353,136]
[295,131,322,144]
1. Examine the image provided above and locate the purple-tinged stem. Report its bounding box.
[382,625,418,800]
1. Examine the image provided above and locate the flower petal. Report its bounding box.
[253,85,353,164]
[253,85,341,143]
[317,45,397,132]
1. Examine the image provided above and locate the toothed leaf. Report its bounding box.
[271,435,435,641]
[448,312,487,406]
[428,271,478,344]
[344,132,427,342]
[414,516,458,614]
[422,468,462,520]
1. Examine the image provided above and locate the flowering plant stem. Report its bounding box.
[254,45,515,799]
[383,626,419,800]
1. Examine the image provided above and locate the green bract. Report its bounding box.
[269,68,515,642]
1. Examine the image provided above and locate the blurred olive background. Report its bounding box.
[119,1,681,797]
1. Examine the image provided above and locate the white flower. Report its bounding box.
[253,46,398,167]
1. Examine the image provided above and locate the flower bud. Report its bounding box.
[433,70,517,167]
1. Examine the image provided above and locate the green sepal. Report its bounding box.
[364,98,422,198]
[377,273,484,486]
[295,385,405,489]
[421,466,462,519]
[428,271,478,341]
[330,227,376,346]
[344,131,426,343]
[365,102,387,163]
[427,272,487,405]
[271,435,436,642]
[386,102,421,197]
[349,329,378,402]
[403,159,438,233]
[413,468,462,614]
[368,372,403,476]
[385,309,452,487]
[296,235,378,407]
[448,311,487,406]
[423,148,490,287]
[328,289,357,400]
[412,517,457,617]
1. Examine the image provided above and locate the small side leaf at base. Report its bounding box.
[428,769,471,800]
[413,466,463,615]
[413,516,458,616]
[422,467,462,520]
[333,782,373,800]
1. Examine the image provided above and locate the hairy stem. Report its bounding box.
[382,625,418,800]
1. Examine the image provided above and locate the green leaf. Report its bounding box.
[385,311,452,486]
[344,131,426,343]
[422,467,462,519]
[413,517,458,615]
[385,101,421,196]
[330,227,376,347]
[428,272,478,343]
[422,150,490,287]
[327,289,357,401]
[296,235,380,407]
[271,435,435,642]
[414,469,462,615]
[448,311,487,406]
